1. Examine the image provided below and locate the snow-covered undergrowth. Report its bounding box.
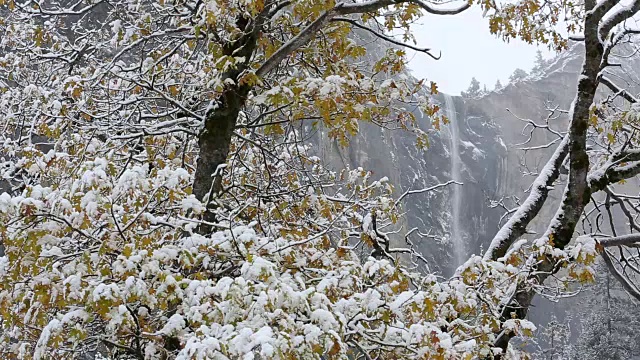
[0,133,599,359]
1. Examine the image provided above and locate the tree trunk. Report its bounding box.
[192,87,247,234]
[492,4,607,357]
[190,14,261,235]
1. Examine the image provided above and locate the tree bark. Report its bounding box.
[192,86,250,233]
[484,136,569,261]
[191,12,263,234]
[491,1,620,356]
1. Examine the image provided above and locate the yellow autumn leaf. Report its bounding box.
[430,81,439,94]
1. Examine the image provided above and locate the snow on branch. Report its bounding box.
[598,76,639,104]
[331,17,442,59]
[598,0,640,42]
[484,135,569,261]
[601,249,640,301]
[394,179,461,206]
[588,156,640,191]
[597,234,640,248]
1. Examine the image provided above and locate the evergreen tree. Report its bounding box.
[533,49,547,74]
[509,68,529,83]
[495,79,503,90]
[461,77,481,97]
[567,264,640,360]
[534,314,572,360]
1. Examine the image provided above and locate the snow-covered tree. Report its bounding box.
[495,80,503,90]
[534,314,572,360]
[567,266,640,360]
[509,68,529,83]
[461,77,481,97]
[484,0,640,354]
[0,0,639,359]
[0,0,538,358]
[532,50,548,74]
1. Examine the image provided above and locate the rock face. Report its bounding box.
[314,66,570,276]
[316,41,640,273]
[314,91,509,275]
[314,41,640,347]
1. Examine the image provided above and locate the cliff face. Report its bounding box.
[316,41,640,274]
[314,92,508,275]
[314,41,640,347]
[313,57,576,275]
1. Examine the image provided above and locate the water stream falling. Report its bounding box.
[443,94,465,269]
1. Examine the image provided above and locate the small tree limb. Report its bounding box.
[331,17,441,59]
[598,234,640,247]
[601,249,640,301]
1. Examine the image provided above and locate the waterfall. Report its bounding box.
[443,94,465,269]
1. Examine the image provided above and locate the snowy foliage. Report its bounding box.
[0,0,639,358]
[2,98,603,357]
[0,125,578,358]
[0,1,532,357]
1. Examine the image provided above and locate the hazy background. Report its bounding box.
[407,5,553,95]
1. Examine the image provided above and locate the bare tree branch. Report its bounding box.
[601,249,640,301]
[598,234,640,247]
[484,136,569,261]
[598,75,639,104]
[256,0,470,77]
[331,17,442,59]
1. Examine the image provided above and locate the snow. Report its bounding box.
[110,19,122,35]
[241,256,276,282]
[0,193,13,214]
[310,309,339,331]
[570,235,598,261]
[503,319,537,334]
[390,291,415,313]
[161,314,186,335]
[461,140,485,160]
[0,256,7,277]
[34,319,62,360]
[362,213,372,232]
[40,246,64,258]
[92,283,121,302]
[484,135,569,261]
[181,195,205,213]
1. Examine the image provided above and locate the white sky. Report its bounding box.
[406,6,553,95]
